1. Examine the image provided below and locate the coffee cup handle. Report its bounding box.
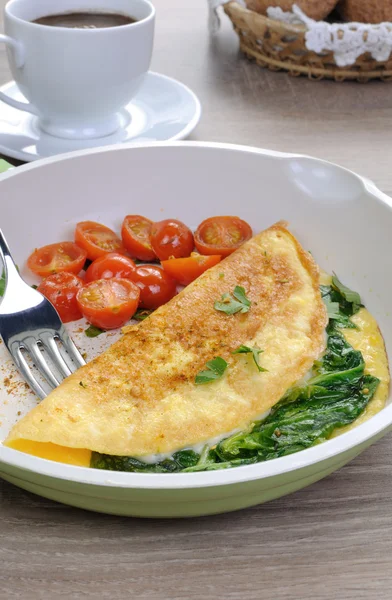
[0,35,39,116]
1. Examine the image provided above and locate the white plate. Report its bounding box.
[0,142,391,518]
[0,73,201,162]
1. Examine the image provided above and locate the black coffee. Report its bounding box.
[33,11,136,29]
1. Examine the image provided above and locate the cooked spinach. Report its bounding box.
[91,277,379,473]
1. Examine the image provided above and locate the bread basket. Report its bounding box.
[222,1,392,82]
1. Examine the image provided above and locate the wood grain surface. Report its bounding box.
[1,1,392,598]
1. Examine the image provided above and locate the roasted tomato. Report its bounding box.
[27,242,87,277]
[194,216,252,257]
[121,215,156,261]
[75,221,125,261]
[76,278,140,330]
[128,265,176,309]
[85,253,136,283]
[150,219,194,260]
[37,272,84,323]
[161,254,221,286]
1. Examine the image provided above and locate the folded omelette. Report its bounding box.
[5,222,328,461]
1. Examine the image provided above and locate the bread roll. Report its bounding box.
[246,0,339,21]
[337,0,392,23]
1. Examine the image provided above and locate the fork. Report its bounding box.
[0,229,85,399]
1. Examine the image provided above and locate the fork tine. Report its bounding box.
[24,339,61,388]
[12,345,47,400]
[58,329,85,368]
[40,334,72,378]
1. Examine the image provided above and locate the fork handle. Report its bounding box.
[0,228,23,289]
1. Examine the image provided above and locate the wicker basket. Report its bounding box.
[223,1,392,81]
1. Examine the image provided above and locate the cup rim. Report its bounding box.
[4,0,155,31]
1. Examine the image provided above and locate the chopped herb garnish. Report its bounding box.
[195,356,228,385]
[85,324,104,338]
[214,285,251,315]
[79,381,87,388]
[31,284,38,290]
[232,345,268,372]
[0,271,5,297]
[218,273,224,279]
[133,308,153,321]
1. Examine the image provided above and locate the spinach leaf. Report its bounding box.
[91,448,201,473]
[216,375,378,463]
[332,274,361,310]
[321,279,362,331]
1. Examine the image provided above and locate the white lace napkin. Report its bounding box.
[208,0,392,67]
[270,5,392,67]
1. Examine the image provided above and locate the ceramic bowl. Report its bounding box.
[0,142,391,517]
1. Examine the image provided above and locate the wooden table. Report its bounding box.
[1,1,392,598]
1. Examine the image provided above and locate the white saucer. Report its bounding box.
[0,72,201,162]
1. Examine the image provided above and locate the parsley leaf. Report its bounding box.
[332,274,361,309]
[195,356,228,385]
[0,271,5,297]
[133,309,153,321]
[232,345,267,372]
[214,285,251,315]
[85,324,104,338]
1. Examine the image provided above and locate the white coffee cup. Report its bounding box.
[0,0,155,139]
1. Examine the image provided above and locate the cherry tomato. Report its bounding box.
[194,216,252,257]
[121,215,156,261]
[27,242,87,277]
[75,221,126,261]
[150,219,194,260]
[76,278,140,330]
[85,253,136,283]
[37,273,84,323]
[161,254,222,286]
[128,265,176,309]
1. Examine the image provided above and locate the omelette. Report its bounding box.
[5,221,329,463]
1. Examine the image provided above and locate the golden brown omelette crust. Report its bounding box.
[113,221,324,402]
[6,222,328,455]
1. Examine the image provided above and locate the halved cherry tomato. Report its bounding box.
[85,253,136,283]
[161,254,222,286]
[27,242,87,277]
[75,221,126,261]
[150,219,194,261]
[76,278,140,330]
[121,215,156,261]
[37,273,84,323]
[128,265,176,309]
[194,216,252,257]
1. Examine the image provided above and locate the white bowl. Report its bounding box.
[0,142,391,517]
